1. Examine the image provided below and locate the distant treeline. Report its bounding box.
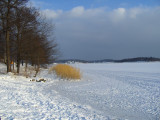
[115,57,160,63]
[56,57,160,63]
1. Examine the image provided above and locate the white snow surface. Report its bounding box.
[0,62,160,120]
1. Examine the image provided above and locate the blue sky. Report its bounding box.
[31,0,160,10]
[30,0,160,60]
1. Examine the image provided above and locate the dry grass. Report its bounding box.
[49,64,81,79]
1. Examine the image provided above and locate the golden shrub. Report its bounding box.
[50,64,81,79]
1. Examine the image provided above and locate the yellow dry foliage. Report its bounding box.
[50,64,81,79]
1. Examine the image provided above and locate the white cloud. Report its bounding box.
[114,8,126,15]
[110,8,126,23]
[128,7,150,19]
[41,9,63,19]
[129,8,143,18]
[70,6,85,17]
[41,6,160,60]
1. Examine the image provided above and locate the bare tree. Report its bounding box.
[0,0,58,74]
[13,6,38,73]
[0,0,28,72]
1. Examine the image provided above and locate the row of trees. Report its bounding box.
[0,0,57,74]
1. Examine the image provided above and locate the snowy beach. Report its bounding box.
[0,62,160,120]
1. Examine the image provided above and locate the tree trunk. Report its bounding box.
[4,53,6,64]
[22,60,23,66]
[13,61,14,71]
[6,30,11,72]
[25,59,28,72]
[16,28,21,74]
[6,0,11,72]
[2,16,6,64]
[34,56,40,77]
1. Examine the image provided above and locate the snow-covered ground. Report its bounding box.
[0,62,160,120]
